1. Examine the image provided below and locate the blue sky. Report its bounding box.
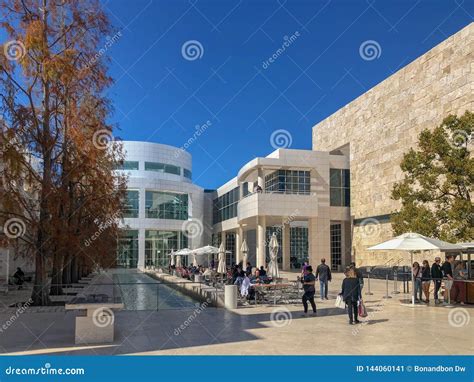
[104,0,472,189]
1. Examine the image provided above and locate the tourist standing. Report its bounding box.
[350,262,364,294]
[340,267,361,325]
[412,262,422,302]
[246,262,252,275]
[452,261,467,305]
[421,260,431,303]
[442,255,454,303]
[431,257,443,304]
[316,258,332,300]
[301,265,317,316]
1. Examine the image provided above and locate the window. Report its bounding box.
[225,233,235,266]
[265,227,282,265]
[117,230,139,268]
[212,187,239,224]
[330,169,350,206]
[145,161,181,176]
[290,227,308,269]
[123,190,139,218]
[145,230,188,268]
[330,223,342,271]
[183,168,192,179]
[116,161,139,171]
[264,170,310,194]
[145,191,188,220]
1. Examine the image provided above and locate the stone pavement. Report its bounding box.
[0,272,472,355]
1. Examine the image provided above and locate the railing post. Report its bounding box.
[392,268,400,295]
[365,270,373,296]
[383,274,392,299]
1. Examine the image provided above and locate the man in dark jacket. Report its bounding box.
[431,257,443,304]
[315,258,331,300]
[441,255,455,303]
[301,266,317,316]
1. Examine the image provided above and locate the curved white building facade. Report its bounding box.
[117,141,207,269]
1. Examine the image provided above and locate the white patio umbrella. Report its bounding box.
[192,253,198,267]
[268,233,280,278]
[368,232,463,306]
[241,239,249,270]
[217,242,227,274]
[169,249,175,267]
[176,255,182,268]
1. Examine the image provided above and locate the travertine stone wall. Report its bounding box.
[312,23,473,266]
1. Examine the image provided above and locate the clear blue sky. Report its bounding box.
[104,0,472,189]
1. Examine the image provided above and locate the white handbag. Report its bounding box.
[335,294,346,309]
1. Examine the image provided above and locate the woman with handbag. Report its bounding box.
[340,267,362,325]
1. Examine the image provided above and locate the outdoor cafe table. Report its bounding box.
[250,283,293,305]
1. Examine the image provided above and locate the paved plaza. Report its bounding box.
[0,272,472,356]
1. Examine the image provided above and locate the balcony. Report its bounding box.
[237,190,318,221]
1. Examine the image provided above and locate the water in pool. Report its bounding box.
[113,271,201,310]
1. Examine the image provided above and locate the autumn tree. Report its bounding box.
[0,0,126,304]
[391,111,473,242]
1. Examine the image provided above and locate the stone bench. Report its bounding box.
[65,274,123,345]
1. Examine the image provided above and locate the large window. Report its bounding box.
[330,223,342,271]
[123,190,139,218]
[183,168,192,179]
[145,161,181,176]
[330,168,350,207]
[264,170,310,194]
[290,226,308,269]
[145,230,188,268]
[145,191,188,220]
[212,187,239,224]
[117,230,139,268]
[225,233,235,266]
[116,161,139,171]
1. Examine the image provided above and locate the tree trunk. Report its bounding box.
[62,253,71,285]
[70,255,78,283]
[50,250,63,295]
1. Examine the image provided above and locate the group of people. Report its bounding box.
[413,254,467,304]
[300,260,364,324]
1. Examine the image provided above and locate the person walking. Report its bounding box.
[301,265,317,317]
[350,262,364,294]
[431,257,443,304]
[316,258,332,300]
[340,267,361,325]
[421,260,431,304]
[412,262,422,302]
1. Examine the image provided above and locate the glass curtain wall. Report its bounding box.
[212,187,239,224]
[145,230,188,268]
[145,191,188,220]
[264,170,310,194]
[123,190,139,218]
[290,226,308,269]
[117,230,139,268]
[330,169,350,206]
[330,223,342,271]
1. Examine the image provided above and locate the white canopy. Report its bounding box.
[193,245,220,255]
[175,248,193,256]
[268,233,280,278]
[217,242,227,274]
[368,233,464,252]
[192,253,198,267]
[368,232,463,306]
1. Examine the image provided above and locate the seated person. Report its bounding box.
[259,266,267,277]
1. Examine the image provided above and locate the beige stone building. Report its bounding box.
[312,23,473,266]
